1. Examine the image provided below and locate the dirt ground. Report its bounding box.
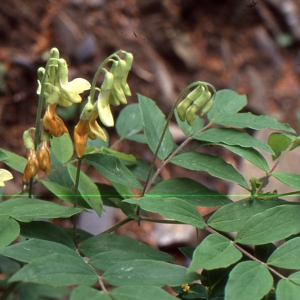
[1,0,300,245]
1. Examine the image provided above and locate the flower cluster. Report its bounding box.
[75,52,133,157]
[22,48,133,182]
[177,84,215,126]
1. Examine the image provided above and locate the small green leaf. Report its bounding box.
[225,261,273,300]
[0,198,82,222]
[208,89,247,122]
[89,248,168,271]
[194,128,274,155]
[126,197,205,228]
[138,94,174,160]
[71,286,111,300]
[40,180,89,208]
[208,199,285,232]
[83,153,142,190]
[50,133,74,163]
[188,234,242,271]
[267,237,300,269]
[0,216,20,248]
[110,285,178,300]
[170,152,249,189]
[48,149,73,187]
[147,177,231,207]
[126,133,148,143]
[288,271,300,285]
[220,145,269,172]
[86,134,109,149]
[9,253,98,287]
[174,109,205,137]
[276,278,300,300]
[116,103,144,139]
[235,204,300,245]
[0,239,79,263]
[214,113,295,133]
[103,259,202,287]
[101,148,137,163]
[68,164,103,216]
[20,221,75,249]
[272,172,300,190]
[0,148,27,173]
[80,233,173,261]
[268,133,300,159]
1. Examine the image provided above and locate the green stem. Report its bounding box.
[100,217,132,234]
[144,122,212,194]
[142,81,212,197]
[73,159,82,245]
[89,50,123,103]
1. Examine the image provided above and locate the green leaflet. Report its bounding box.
[170,152,249,189]
[0,148,27,173]
[80,233,173,262]
[0,239,79,263]
[272,172,300,191]
[0,216,20,248]
[125,197,205,228]
[83,153,142,190]
[147,177,231,207]
[208,89,247,122]
[225,261,273,300]
[268,132,300,159]
[0,198,82,222]
[188,234,242,271]
[116,103,144,139]
[138,94,174,160]
[71,286,111,300]
[214,112,295,133]
[235,204,300,245]
[19,221,75,249]
[208,199,285,232]
[103,259,202,287]
[276,278,300,300]
[267,237,300,269]
[9,253,98,287]
[194,128,274,155]
[50,133,73,163]
[68,164,103,216]
[110,285,178,300]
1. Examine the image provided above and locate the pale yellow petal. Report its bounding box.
[0,169,13,187]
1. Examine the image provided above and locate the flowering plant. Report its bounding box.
[0,48,300,300]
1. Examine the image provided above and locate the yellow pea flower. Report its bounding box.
[0,169,13,187]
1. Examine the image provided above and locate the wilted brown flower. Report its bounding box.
[22,148,39,182]
[42,103,69,137]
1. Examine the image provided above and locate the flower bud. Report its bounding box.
[50,47,60,59]
[200,98,214,116]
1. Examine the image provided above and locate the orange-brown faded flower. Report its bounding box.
[74,119,90,158]
[74,103,107,158]
[22,148,39,182]
[37,141,51,173]
[42,103,69,137]
[89,111,107,141]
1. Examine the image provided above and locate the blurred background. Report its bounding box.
[1,0,300,248]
